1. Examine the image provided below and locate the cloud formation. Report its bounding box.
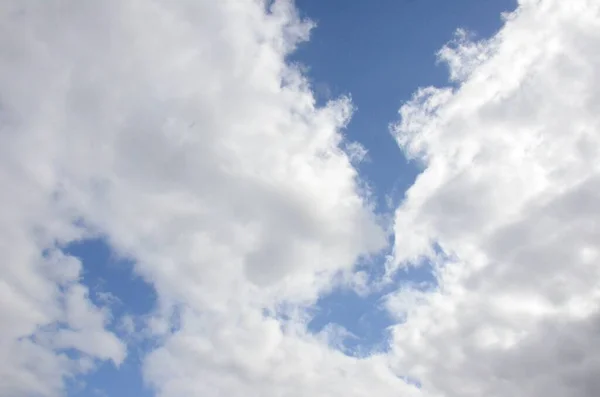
[390,0,600,396]
[1,0,389,396]
[2,0,600,396]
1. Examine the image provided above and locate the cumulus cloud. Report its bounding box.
[389,0,600,396]
[0,0,391,396]
[4,0,598,396]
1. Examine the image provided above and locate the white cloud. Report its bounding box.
[345,141,369,164]
[144,308,416,397]
[0,0,393,396]
[0,247,124,396]
[5,0,598,396]
[389,0,600,396]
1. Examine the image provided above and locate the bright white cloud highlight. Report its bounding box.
[389,0,600,396]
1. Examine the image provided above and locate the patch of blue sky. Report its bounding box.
[292,0,516,211]
[307,249,436,356]
[64,239,157,319]
[305,237,459,355]
[63,238,156,397]
[66,355,154,397]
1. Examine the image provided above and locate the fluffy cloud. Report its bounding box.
[4,0,599,396]
[0,0,390,396]
[389,0,600,396]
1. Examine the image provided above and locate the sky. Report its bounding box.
[2,1,600,397]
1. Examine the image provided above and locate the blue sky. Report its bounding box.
[292,0,515,209]
[62,1,515,396]
[9,1,600,397]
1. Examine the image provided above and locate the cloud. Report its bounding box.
[0,247,124,396]
[0,0,392,396]
[4,0,598,396]
[389,0,600,396]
